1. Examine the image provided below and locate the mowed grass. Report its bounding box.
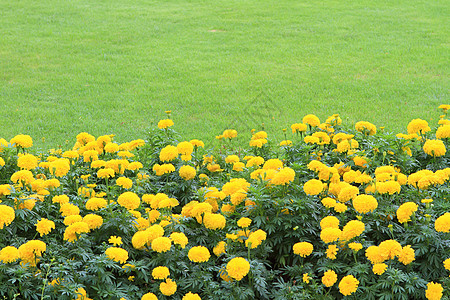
[0,0,448,149]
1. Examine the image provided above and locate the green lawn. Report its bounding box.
[0,0,448,149]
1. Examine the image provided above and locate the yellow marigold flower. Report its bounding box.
[222,129,237,139]
[326,244,338,259]
[355,121,377,135]
[435,212,450,233]
[396,202,418,224]
[321,197,336,208]
[407,118,431,134]
[443,258,450,271]
[334,203,348,213]
[116,177,133,189]
[225,155,239,164]
[60,203,80,217]
[226,257,250,281]
[160,278,177,296]
[82,214,103,230]
[291,123,307,133]
[303,179,323,195]
[35,218,55,236]
[148,209,161,223]
[85,197,107,211]
[237,217,252,228]
[159,145,178,162]
[425,282,443,300]
[109,236,122,246]
[339,274,359,296]
[322,270,337,287]
[293,242,313,257]
[232,162,245,171]
[338,186,359,202]
[117,191,140,210]
[376,181,401,195]
[11,170,34,186]
[170,232,188,248]
[0,246,19,263]
[378,239,402,260]
[352,194,378,214]
[10,134,33,148]
[18,240,46,266]
[423,139,446,157]
[64,215,82,226]
[213,241,227,256]
[320,216,339,230]
[179,165,196,180]
[203,213,226,230]
[105,247,128,264]
[152,266,170,280]
[51,194,69,205]
[302,273,311,283]
[365,245,385,264]
[190,139,204,148]
[141,293,157,300]
[271,167,296,185]
[183,292,201,300]
[153,163,176,175]
[436,124,450,139]
[398,245,415,265]
[17,154,38,170]
[321,227,342,244]
[348,242,363,252]
[127,161,143,171]
[97,168,115,179]
[188,246,210,263]
[0,157,5,167]
[151,237,171,253]
[302,114,320,126]
[372,263,387,275]
[63,221,89,242]
[104,142,119,153]
[0,205,15,229]
[341,220,365,241]
[245,229,267,249]
[177,141,194,156]
[279,140,292,146]
[158,119,174,129]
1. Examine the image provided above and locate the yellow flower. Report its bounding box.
[182,292,202,300]
[190,139,204,148]
[435,213,450,233]
[188,246,210,263]
[293,242,313,257]
[423,139,446,157]
[0,205,15,229]
[372,263,387,275]
[82,214,103,230]
[85,197,107,211]
[352,194,378,214]
[117,192,140,210]
[348,242,363,252]
[160,278,177,296]
[355,121,377,135]
[326,244,338,259]
[203,213,226,230]
[0,246,19,263]
[151,237,171,253]
[213,241,227,256]
[338,274,359,296]
[237,217,252,228]
[271,167,296,185]
[105,247,128,264]
[18,240,46,266]
[11,170,34,186]
[109,236,123,246]
[303,179,323,195]
[116,177,133,189]
[60,203,80,217]
[64,215,83,226]
[35,218,55,236]
[226,257,250,281]
[291,123,307,133]
[52,194,70,205]
[436,124,450,139]
[341,220,365,241]
[443,258,450,271]
[322,270,337,287]
[396,202,418,224]
[141,293,158,300]
[158,119,174,129]
[379,239,402,260]
[222,129,238,139]
[407,118,430,134]
[320,227,342,244]
[159,145,178,161]
[398,245,415,265]
[152,266,170,280]
[10,134,33,148]
[170,232,188,248]
[320,216,339,230]
[179,165,196,180]
[17,154,38,170]
[63,222,90,243]
[302,114,320,126]
[425,282,443,300]
[97,168,115,179]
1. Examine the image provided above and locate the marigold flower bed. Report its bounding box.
[0,107,449,299]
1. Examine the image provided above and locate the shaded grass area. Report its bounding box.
[0,0,448,149]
